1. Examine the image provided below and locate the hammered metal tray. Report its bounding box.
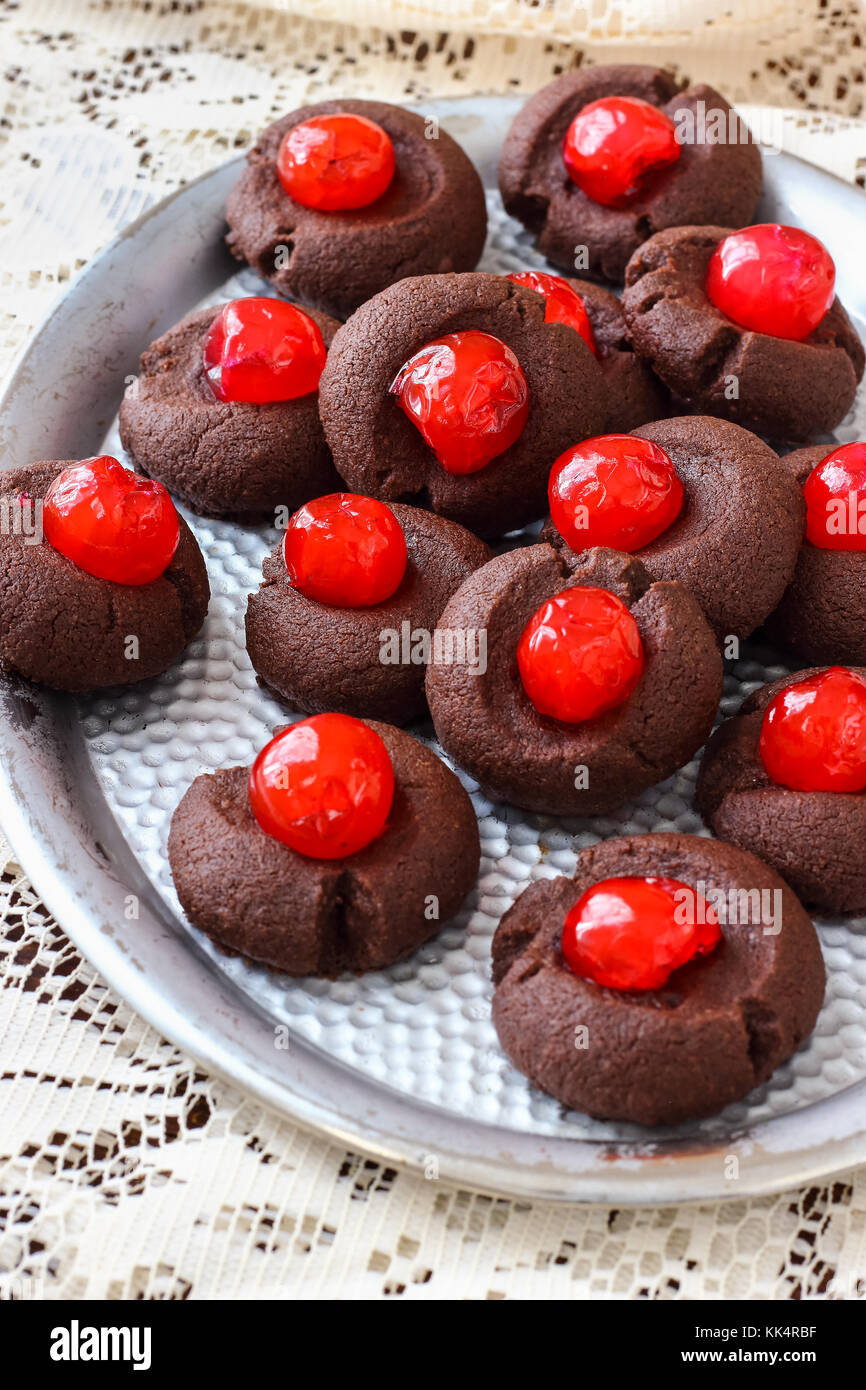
[1,96,866,1203]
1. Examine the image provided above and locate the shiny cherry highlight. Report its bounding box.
[562,96,681,207]
[759,667,866,793]
[506,271,597,355]
[390,329,529,475]
[517,585,644,724]
[277,113,395,211]
[803,442,866,552]
[42,455,180,586]
[203,297,326,404]
[705,224,835,341]
[248,713,395,859]
[549,434,684,552]
[283,493,408,607]
[562,875,721,992]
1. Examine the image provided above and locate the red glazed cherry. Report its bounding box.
[705,224,835,341]
[43,456,179,586]
[549,434,683,553]
[517,585,644,724]
[277,113,395,212]
[390,329,529,475]
[759,667,866,794]
[283,493,407,607]
[803,442,866,552]
[248,713,394,859]
[562,96,681,207]
[562,876,721,992]
[506,271,597,355]
[203,297,326,404]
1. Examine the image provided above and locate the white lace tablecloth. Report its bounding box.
[2,0,866,1301]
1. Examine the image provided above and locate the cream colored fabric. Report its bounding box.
[1,0,866,1300]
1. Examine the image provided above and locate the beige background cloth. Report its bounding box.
[1,0,866,1300]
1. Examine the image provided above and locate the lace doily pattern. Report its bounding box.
[2,853,866,1300]
[2,0,866,1299]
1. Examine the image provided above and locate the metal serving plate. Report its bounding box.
[1,96,866,1204]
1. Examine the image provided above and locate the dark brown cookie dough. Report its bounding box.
[622,226,865,443]
[765,445,866,666]
[168,720,480,976]
[564,276,668,431]
[245,504,491,724]
[318,272,609,538]
[542,416,804,640]
[499,65,762,284]
[425,544,722,815]
[697,668,866,912]
[225,99,488,321]
[0,462,209,692]
[118,303,342,523]
[491,833,825,1126]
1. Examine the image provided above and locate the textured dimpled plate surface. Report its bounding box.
[79,178,866,1146]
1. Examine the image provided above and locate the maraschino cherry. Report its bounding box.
[562,876,721,991]
[549,434,684,552]
[283,493,407,607]
[248,713,394,858]
[562,96,681,207]
[42,456,180,586]
[390,329,529,475]
[506,271,597,355]
[203,297,326,404]
[517,585,644,724]
[277,113,396,211]
[759,667,866,794]
[705,224,835,341]
[803,442,866,552]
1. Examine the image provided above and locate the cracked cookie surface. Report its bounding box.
[564,276,668,431]
[226,100,488,321]
[0,461,209,692]
[118,304,342,522]
[425,544,722,815]
[168,719,480,976]
[542,416,804,641]
[246,503,491,725]
[318,271,609,537]
[499,66,762,284]
[622,225,865,442]
[491,832,825,1126]
[697,669,866,913]
[766,446,866,667]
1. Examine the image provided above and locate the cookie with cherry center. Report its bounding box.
[425,543,722,816]
[245,493,491,725]
[225,99,488,320]
[0,456,209,691]
[698,666,866,913]
[318,271,608,538]
[504,270,668,432]
[622,223,865,442]
[168,712,480,975]
[498,63,762,284]
[491,833,825,1126]
[765,442,866,667]
[540,417,804,642]
[118,296,342,523]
